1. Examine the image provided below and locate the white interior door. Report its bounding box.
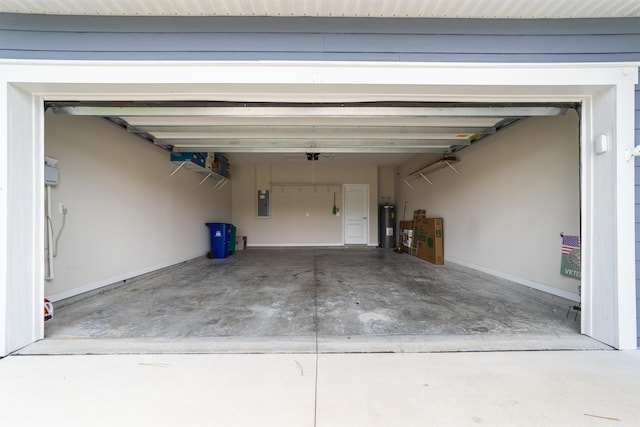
[344,184,369,245]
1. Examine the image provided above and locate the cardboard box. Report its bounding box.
[170,152,207,169]
[236,236,247,251]
[414,217,444,264]
[399,220,415,251]
[399,220,414,230]
[215,154,230,177]
[402,229,413,249]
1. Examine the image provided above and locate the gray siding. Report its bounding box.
[1,13,639,345]
[1,14,640,62]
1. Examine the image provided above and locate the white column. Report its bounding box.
[0,85,44,356]
[0,70,7,356]
[583,75,638,350]
[613,79,639,349]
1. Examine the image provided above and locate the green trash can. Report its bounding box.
[228,224,237,255]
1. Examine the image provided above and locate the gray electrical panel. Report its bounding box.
[45,165,59,185]
[257,190,270,217]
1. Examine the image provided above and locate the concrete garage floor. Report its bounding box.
[31,247,606,355]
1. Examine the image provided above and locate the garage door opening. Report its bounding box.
[2,61,636,356]
[24,100,606,355]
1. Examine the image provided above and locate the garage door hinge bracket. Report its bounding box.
[624,146,640,162]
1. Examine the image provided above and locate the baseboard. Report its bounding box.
[247,243,345,247]
[445,257,580,302]
[46,255,201,303]
[246,243,380,247]
[48,253,578,303]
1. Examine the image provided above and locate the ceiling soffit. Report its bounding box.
[2,0,640,18]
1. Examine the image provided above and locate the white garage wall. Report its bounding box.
[396,111,580,298]
[377,166,395,205]
[44,113,231,301]
[232,162,378,246]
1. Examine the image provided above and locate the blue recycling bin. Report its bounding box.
[205,222,232,259]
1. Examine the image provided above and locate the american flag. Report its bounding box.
[562,235,580,254]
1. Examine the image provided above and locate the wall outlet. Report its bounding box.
[59,203,67,214]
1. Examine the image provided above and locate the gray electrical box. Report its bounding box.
[257,190,270,217]
[45,165,59,185]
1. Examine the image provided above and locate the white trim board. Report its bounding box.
[247,243,345,248]
[446,257,580,302]
[0,60,637,354]
[48,253,583,304]
[246,243,378,247]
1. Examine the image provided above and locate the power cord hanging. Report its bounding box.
[46,206,67,258]
[53,208,67,257]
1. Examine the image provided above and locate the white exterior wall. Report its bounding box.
[396,112,580,299]
[44,113,231,301]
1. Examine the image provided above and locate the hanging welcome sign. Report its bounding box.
[561,234,581,279]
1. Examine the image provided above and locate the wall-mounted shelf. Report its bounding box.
[170,152,229,190]
[409,156,459,177]
[403,156,461,189]
[270,182,342,188]
[270,183,342,193]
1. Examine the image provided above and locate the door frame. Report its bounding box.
[0,60,638,354]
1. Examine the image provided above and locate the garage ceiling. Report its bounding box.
[48,101,569,165]
[2,0,640,18]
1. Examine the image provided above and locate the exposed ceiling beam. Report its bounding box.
[51,105,566,118]
[150,132,475,140]
[122,116,506,127]
[169,145,453,153]
[129,125,496,136]
[48,101,568,156]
